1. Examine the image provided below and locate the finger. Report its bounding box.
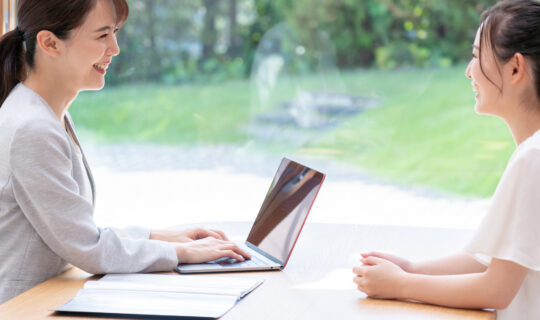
[356,283,367,293]
[352,265,364,275]
[222,249,245,262]
[214,241,251,259]
[352,276,363,285]
[193,228,221,240]
[370,251,394,260]
[231,245,251,259]
[361,251,385,259]
[362,256,385,266]
[217,240,238,248]
[210,229,228,241]
[205,230,224,240]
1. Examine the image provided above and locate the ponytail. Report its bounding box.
[0,28,26,107]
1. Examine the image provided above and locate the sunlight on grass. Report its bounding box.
[70,65,514,197]
[310,66,514,197]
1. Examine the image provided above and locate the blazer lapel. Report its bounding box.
[63,115,96,207]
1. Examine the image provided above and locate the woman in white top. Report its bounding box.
[353,0,540,318]
[0,0,250,304]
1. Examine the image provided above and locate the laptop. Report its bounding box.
[177,157,325,273]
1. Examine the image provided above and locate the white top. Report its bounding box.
[465,129,540,320]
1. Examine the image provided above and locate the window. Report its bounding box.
[78,1,497,230]
[1,0,16,35]
[4,1,501,230]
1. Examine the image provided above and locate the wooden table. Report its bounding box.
[0,222,495,319]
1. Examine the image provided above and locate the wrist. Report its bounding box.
[150,229,167,241]
[405,261,419,274]
[396,271,414,299]
[174,243,188,264]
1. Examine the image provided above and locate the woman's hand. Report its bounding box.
[174,237,251,264]
[361,251,416,273]
[353,256,408,299]
[150,227,229,243]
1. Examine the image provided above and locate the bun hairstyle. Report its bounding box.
[0,0,129,106]
[479,0,540,100]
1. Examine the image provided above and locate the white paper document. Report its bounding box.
[56,273,264,318]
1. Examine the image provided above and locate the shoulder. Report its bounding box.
[8,119,73,175]
[9,115,68,154]
[505,138,540,178]
[2,84,57,121]
[1,84,68,148]
[0,86,74,178]
[490,141,540,207]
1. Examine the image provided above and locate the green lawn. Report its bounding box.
[71,82,252,144]
[71,65,514,197]
[308,67,514,197]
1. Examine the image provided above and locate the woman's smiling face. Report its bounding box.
[60,0,121,92]
[465,26,505,116]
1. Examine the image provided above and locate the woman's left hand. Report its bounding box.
[352,256,407,299]
[150,227,229,243]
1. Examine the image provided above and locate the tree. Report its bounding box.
[201,0,219,61]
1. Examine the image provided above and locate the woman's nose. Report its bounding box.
[465,60,473,79]
[107,34,120,57]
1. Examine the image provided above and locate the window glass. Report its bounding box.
[64,1,504,230]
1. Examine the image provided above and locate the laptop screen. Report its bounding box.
[246,158,325,265]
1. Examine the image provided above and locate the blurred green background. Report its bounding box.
[71,0,512,198]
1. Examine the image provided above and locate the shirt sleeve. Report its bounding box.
[465,147,540,271]
[9,120,178,274]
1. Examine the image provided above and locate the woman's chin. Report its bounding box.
[474,104,499,117]
[474,103,483,114]
[474,106,484,115]
[81,82,106,92]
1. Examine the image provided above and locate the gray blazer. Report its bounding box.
[0,84,177,304]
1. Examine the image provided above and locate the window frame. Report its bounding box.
[1,0,17,35]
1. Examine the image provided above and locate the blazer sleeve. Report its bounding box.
[9,120,178,274]
[109,226,153,239]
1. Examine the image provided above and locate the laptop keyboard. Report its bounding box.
[213,254,269,268]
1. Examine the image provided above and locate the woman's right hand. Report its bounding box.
[174,237,251,264]
[361,251,416,273]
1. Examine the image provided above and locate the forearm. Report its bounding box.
[356,257,526,310]
[399,272,501,309]
[411,253,487,275]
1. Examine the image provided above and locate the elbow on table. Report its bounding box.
[71,258,110,275]
[482,289,515,310]
[479,258,527,310]
[62,247,123,275]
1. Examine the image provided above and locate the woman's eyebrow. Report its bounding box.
[93,26,113,33]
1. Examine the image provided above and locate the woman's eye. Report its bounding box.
[99,34,108,39]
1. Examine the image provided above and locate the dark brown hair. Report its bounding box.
[0,0,129,106]
[479,0,540,100]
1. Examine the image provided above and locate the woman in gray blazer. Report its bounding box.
[0,0,250,304]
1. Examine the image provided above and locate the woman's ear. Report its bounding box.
[508,52,528,84]
[35,30,62,58]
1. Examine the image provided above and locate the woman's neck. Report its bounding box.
[23,71,78,124]
[504,107,540,146]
